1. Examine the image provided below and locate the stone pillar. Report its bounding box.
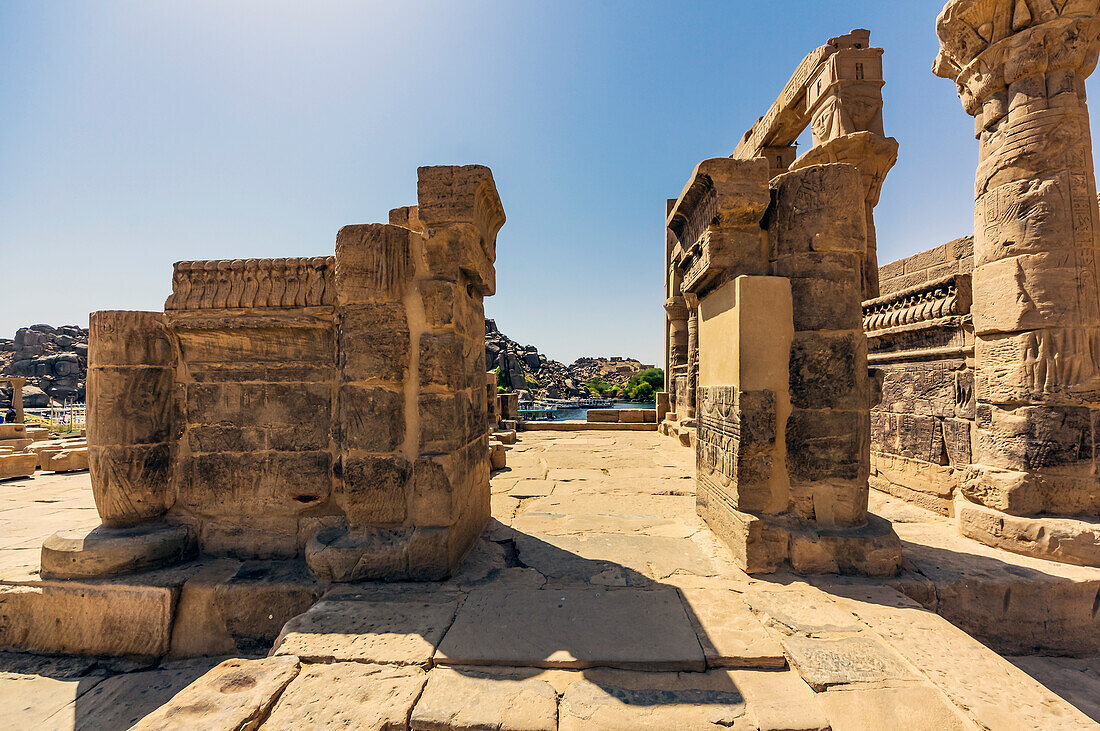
[308,165,504,582]
[770,164,872,529]
[499,393,519,421]
[935,2,1100,520]
[86,311,177,526]
[9,377,24,423]
[685,297,699,419]
[486,371,499,433]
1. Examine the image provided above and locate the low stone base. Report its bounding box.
[46,447,89,473]
[305,525,473,583]
[492,429,517,445]
[0,559,322,659]
[41,522,197,579]
[488,440,507,470]
[955,495,1100,568]
[0,453,37,480]
[698,486,901,576]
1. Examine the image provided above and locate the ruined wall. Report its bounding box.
[670,156,901,576]
[80,165,504,583]
[866,239,975,514]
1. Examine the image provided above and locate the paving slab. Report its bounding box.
[677,587,786,668]
[513,532,718,585]
[742,584,864,636]
[557,668,752,730]
[272,588,460,665]
[1008,655,1100,723]
[52,658,226,731]
[263,662,426,730]
[513,493,698,538]
[817,580,1099,730]
[728,668,829,731]
[508,479,556,498]
[0,652,104,730]
[435,587,706,670]
[816,683,977,731]
[131,656,300,731]
[410,667,558,731]
[779,635,916,691]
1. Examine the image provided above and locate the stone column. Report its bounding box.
[935,1,1100,520]
[770,164,872,529]
[9,377,24,423]
[86,311,177,526]
[685,296,699,419]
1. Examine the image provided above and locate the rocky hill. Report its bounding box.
[0,324,89,408]
[485,319,651,399]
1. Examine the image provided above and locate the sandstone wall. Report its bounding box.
[82,165,505,583]
[866,240,975,514]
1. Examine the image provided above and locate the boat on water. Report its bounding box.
[517,401,559,420]
[541,397,614,408]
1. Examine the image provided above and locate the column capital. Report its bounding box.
[934,0,1100,126]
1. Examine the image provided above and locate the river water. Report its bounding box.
[547,401,656,422]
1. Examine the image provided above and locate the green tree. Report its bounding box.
[586,377,615,396]
[633,382,655,400]
[496,365,508,390]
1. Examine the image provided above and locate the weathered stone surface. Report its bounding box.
[272,588,460,665]
[957,496,1100,568]
[823,581,1098,729]
[64,658,227,731]
[742,585,863,635]
[1008,655,1100,724]
[46,447,88,473]
[0,581,176,658]
[213,560,322,654]
[0,453,37,481]
[677,587,787,668]
[0,652,103,730]
[410,667,558,731]
[41,522,196,579]
[514,532,718,583]
[435,587,705,670]
[780,635,914,691]
[729,668,830,731]
[816,684,976,731]
[557,668,752,731]
[263,662,426,730]
[131,656,300,731]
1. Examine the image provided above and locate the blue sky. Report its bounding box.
[2,1,1096,365]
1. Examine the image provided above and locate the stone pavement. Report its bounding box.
[1,432,1098,729]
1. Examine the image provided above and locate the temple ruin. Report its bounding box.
[44,165,505,583]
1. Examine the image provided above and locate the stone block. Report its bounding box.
[697,387,780,513]
[46,447,88,472]
[180,450,332,525]
[131,656,300,731]
[304,526,412,582]
[338,454,411,525]
[788,332,865,410]
[677,587,787,668]
[492,428,517,444]
[89,444,174,526]
[770,164,867,257]
[265,662,427,730]
[273,587,460,664]
[0,581,176,658]
[0,453,36,480]
[956,496,1100,567]
[420,332,467,389]
[334,223,414,303]
[785,408,866,482]
[779,635,915,691]
[489,441,507,470]
[618,409,645,423]
[0,423,26,439]
[41,522,196,579]
[339,303,409,383]
[338,385,404,452]
[87,366,175,445]
[409,456,456,526]
[420,279,459,329]
[773,251,864,331]
[420,392,463,453]
[213,560,323,653]
[557,668,749,731]
[410,668,558,731]
[435,587,706,670]
[587,409,620,423]
[974,403,1092,473]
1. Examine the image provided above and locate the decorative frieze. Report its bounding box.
[165,257,336,311]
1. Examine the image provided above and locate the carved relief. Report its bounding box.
[165,257,336,311]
